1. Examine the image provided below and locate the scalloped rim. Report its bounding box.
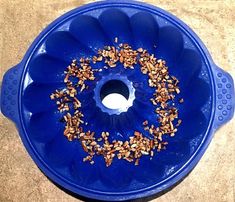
[16,0,216,201]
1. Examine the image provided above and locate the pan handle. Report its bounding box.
[1,64,22,126]
[212,64,235,130]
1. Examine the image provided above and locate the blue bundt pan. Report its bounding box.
[1,0,235,201]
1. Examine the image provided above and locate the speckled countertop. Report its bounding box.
[0,0,234,201]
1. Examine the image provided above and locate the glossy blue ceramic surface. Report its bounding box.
[1,1,234,201]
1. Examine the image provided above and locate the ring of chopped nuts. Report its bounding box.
[50,38,183,167]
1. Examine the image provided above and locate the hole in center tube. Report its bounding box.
[100,80,129,110]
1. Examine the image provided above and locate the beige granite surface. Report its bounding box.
[0,0,234,201]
